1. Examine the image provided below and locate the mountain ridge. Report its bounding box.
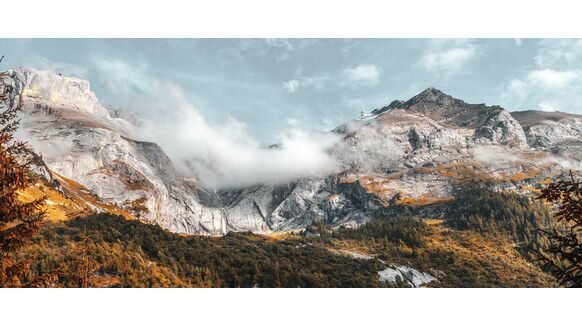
[3,67,582,235]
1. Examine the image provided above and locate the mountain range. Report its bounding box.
[3,67,582,236]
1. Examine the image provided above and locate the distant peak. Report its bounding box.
[408,87,454,105]
[421,87,442,94]
[371,100,404,115]
[370,88,456,117]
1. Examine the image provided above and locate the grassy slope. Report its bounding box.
[17,172,135,221]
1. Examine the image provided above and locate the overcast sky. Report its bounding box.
[1,38,581,143]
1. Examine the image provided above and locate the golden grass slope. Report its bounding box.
[17,171,135,222]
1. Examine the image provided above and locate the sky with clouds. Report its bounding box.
[1,38,581,143]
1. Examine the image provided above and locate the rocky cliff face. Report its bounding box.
[511,110,582,160]
[4,68,582,235]
[3,68,257,235]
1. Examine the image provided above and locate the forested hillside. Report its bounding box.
[16,186,559,287]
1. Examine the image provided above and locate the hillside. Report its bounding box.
[18,185,558,287]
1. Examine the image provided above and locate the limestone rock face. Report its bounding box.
[475,110,528,147]
[5,69,582,235]
[511,110,582,160]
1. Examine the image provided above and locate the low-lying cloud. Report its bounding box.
[473,145,520,164]
[473,144,582,171]
[134,81,340,189]
[14,128,73,163]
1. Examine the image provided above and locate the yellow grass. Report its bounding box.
[397,196,453,207]
[18,172,136,221]
[520,185,542,194]
[327,223,557,287]
[17,182,84,222]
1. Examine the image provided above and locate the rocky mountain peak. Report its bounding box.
[8,67,109,119]
[401,87,463,112]
[408,87,453,104]
[370,88,455,116]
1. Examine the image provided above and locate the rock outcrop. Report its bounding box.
[378,265,437,287]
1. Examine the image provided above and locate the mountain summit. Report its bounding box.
[371,87,492,124]
[405,87,457,107]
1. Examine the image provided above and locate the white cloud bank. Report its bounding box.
[87,58,343,189]
[507,69,582,102]
[127,80,340,189]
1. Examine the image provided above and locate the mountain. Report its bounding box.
[4,68,232,234]
[510,109,582,160]
[4,68,582,235]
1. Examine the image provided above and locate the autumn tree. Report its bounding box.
[0,64,49,287]
[55,231,119,288]
[537,171,582,287]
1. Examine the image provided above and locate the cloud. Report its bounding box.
[502,39,582,113]
[282,75,328,93]
[341,64,381,88]
[473,145,582,171]
[240,39,294,61]
[473,145,520,165]
[534,39,582,67]
[23,55,88,79]
[503,41,582,114]
[138,82,340,189]
[66,58,339,189]
[265,38,293,51]
[283,64,382,93]
[285,117,299,126]
[282,79,299,93]
[93,59,340,189]
[507,69,581,97]
[14,128,73,163]
[537,155,582,171]
[418,40,477,76]
[505,69,582,112]
[92,58,150,99]
[539,101,560,112]
[527,69,580,89]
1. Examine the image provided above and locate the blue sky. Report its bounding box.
[1,38,581,143]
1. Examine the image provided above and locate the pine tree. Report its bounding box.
[0,66,49,287]
[537,171,582,287]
